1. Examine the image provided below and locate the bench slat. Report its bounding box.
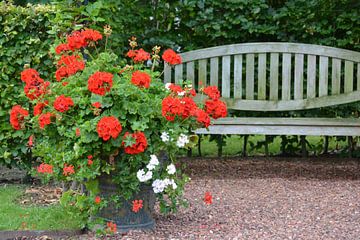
[211,117,360,126]
[319,56,329,97]
[246,54,255,100]
[222,56,231,98]
[186,62,195,87]
[294,54,304,99]
[331,58,341,95]
[180,43,360,63]
[164,63,171,83]
[258,53,267,100]
[344,61,354,93]
[282,53,291,100]
[198,59,207,86]
[195,124,360,136]
[217,90,360,111]
[210,57,219,86]
[234,55,242,98]
[270,53,279,100]
[307,55,316,98]
[174,64,183,84]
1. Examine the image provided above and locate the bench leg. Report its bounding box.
[242,135,248,157]
[348,136,354,157]
[300,136,307,158]
[323,136,329,154]
[197,134,202,157]
[264,135,269,157]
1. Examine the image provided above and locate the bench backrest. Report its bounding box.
[164,43,360,111]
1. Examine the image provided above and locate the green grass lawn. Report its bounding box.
[0,185,82,231]
[189,135,349,157]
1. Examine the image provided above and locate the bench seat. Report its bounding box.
[195,117,360,136]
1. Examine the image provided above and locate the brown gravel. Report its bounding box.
[115,157,360,240]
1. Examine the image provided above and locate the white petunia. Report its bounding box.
[178,91,185,96]
[171,182,177,190]
[137,169,152,182]
[152,179,166,193]
[147,155,159,170]
[161,132,170,142]
[176,133,189,148]
[166,164,176,175]
[165,83,172,90]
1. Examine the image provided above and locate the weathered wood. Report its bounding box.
[222,56,231,98]
[164,63,172,83]
[186,61,195,87]
[282,53,292,100]
[174,64,183,84]
[270,53,279,100]
[344,61,354,93]
[319,56,329,97]
[358,63,360,91]
[234,55,243,98]
[331,58,341,95]
[306,55,316,98]
[258,53,267,100]
[210,57,219,86]
[180,43,360,63]
[198,59,207,86]
[246,54,255,100]
[195,122,360,136]
[294,54,304,99]
[214,90,360,111]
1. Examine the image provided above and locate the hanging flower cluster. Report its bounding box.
[122,132,148,154]
[10,105,29,130]
[55,55,85,81]
[96,116,122,141]
[88,71,113,96]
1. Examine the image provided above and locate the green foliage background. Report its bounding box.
[1,0,359,166]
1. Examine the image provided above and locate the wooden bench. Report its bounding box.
[164,43,360,140]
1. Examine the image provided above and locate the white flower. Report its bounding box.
[147,155,159,170]
[176,134,189,148]
[178,91,185,96]
[165,83,172,90]
[143,171,153,181]
[137,169,152,182]
[172,182,177,190]
[163,178,177,190]
[152,179,166,194]
[161,132,170,142]
[166,164,176,175]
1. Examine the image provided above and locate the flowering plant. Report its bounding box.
[10,27,227,227]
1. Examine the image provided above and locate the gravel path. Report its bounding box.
[117,157,360,240]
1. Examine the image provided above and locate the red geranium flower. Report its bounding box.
[182,97,198,119]
[81,29,103,42]
[203,86,221,100]
[88,71,113,96]
[194,109,211,128]
[162,49,182,65]
[63,164,75,176]
[168,84,183,94]
[96,116,122,141]
[21,68,40,84]
[67,31,87,50]
[122,132,148,155]
[107,222,117,233]
[92,102,102,108]
[126,49,136,58]
[55,43,70,54]
[131,70,151,88]
[10,105,29,130]
[38,112,52,129]
[133,49,150,63]
[94,196,101,204]
[33,101,48,116]
[37,163,53,174]
[132,199,143,213]
[53,95,74,112]
[28,135,34,147]
[204,191,213,205]
[55,55,85,81]
[87,155,93,165]
[76,128,81,137]
[161,96,185,121]
[205,99,227,119]
[24,79,50,100]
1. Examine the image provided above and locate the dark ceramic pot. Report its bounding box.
[96,174,156,233]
